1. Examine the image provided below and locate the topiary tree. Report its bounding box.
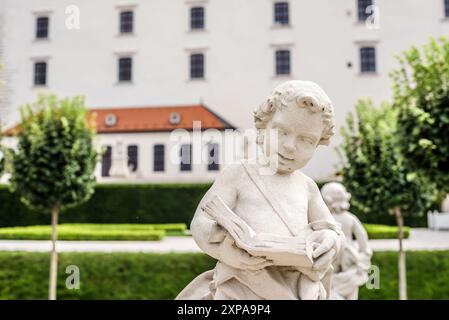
[339,99,433,300]
[0,62,4,177]
[10,94,98,300]
[391,37,449,195]
[0,126,4,176]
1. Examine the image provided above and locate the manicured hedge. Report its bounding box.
[0,184,210,227]
[0,251,448,299]
[0,183,426,228]
[0,224,187,241]
[364,224,410,240]
[0,223,407,240]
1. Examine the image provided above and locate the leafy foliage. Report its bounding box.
[0,130,4,176]
[391,37,449,193]
[339,100,433,221]
[10,95,98,211]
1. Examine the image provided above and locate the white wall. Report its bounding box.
[1,0,448,180]
[1,129,243,183]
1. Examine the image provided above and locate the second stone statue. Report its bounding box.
[321,182,372,300]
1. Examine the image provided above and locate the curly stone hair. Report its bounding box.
[253,80,335,146]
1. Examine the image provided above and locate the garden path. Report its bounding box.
[0,228,448,252]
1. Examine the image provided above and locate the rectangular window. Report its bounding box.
[154,144,165,172]
[190,7,205,29]
[101,146,112,177]
[360,47,376,73]
[445,0,449,17]
[127,145,138,172]
[34,62,47,86]
[180,144,192,171]
[120,11,134,34]
[36,16,49,39]
[358,0,373,22]
[118,57,132,82]
[190,53,204,79]
[275,50,290,75]
[274,2,289,25]
[207,143,220,171]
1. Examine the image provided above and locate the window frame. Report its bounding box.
[357,0,373,22]
[445,0,449,18]
[127,145,138,172]
[190,53,205,79]
[36,16,49,39]
[153,144,165,172]
[120,10,134,34]
[360,46,377,73]
[180,143,192,172]
[118,57,133,82]
[190,6,205,30]
[101,145,112,177]
[274,2,289,25]
[207,143,220,171]
[275,49,291,76]
[34,61,47,86]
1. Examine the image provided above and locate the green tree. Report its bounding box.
[10,94,98,300]
[391,37,449,194]
[0,126,4,176]
[0,63,3,176]
[339,100,433,300]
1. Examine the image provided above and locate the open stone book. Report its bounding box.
[203,195,314,268]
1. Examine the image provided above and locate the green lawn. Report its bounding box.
[0,223,187,241]
[0,251,448,299]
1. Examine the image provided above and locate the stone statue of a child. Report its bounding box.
[177,81,345,300]
[321,182,372,300]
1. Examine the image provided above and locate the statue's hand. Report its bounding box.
[218,235,274,271]
[307,230,340,271]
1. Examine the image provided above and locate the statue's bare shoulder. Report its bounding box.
[216,161,246,188]
[295,170,321,199]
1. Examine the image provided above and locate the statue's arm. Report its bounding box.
[190,163,239,260]
[351,213,371,254]
[305,177,346,269]
[306,177,336,224]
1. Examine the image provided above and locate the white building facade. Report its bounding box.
[0,0,448,180]
[91,105,242,183]
[2,105,242,183]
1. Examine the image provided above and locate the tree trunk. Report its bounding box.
[48,204,59,300]
[394,207,407,300]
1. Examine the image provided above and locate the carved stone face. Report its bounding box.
[264,102,325,174]
[321,182,351,213]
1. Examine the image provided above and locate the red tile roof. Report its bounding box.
[91,104,235,133]
[3,104,236,136]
